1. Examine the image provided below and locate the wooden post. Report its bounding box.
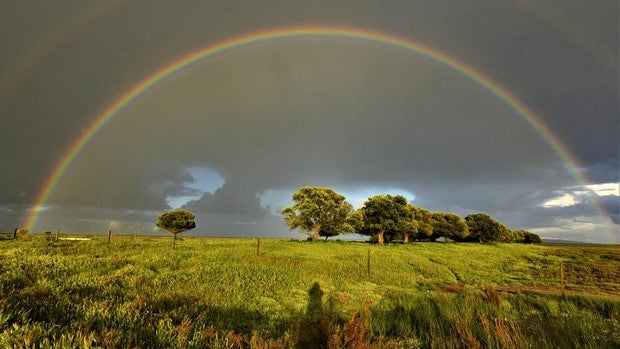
[560,263,566,298]
[13,228,17,239]
[108,230,112,243]
[367,250,371,276]
[256,238,260,256]
[55,229,59,241]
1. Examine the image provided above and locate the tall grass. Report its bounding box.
[0,236,618,347]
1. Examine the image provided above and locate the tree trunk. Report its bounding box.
[403,232,410,244]
[173,233,177,249]
[311,225,320,241]
[377,231,384,244]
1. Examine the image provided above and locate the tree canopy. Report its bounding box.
[431,212,469,241]
[410,205,433,241]
[280,186,361,240]
[360,195,412,244]
[464,213,505,243]
[155,209,196,248]
[279,186,541,245]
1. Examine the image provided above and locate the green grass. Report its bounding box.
[0,235,618,348]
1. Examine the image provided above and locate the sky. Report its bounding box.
[1,1,618,243]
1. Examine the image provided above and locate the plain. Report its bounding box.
[0,235,618,348]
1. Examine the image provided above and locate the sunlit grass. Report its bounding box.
[0,236,618,347]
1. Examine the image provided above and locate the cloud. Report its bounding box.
[598,195,620,224]
[1,1,617,243]
[541,193,578,208]
[184,183,269,217]
[586,183,619,196]
[532,183,620,225]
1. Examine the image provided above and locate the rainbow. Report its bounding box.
[23,25,590,231]
[0,1,124,100]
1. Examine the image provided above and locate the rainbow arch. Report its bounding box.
[23,25,589,231]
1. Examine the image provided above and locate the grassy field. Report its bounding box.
[0,235,618,348]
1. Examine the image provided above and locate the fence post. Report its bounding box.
[560,263,566,298]
[55,229,60,241]
[13,228,17,239]
[256,238,260,256]
[108,230,112,243]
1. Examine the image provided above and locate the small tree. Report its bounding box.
[155,209,196,249]
[16,229,29,238]
[280,186,359,240]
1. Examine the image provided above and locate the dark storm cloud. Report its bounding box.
[183,184,269,217]
[584,160,620,184]
[599,195,620,225]
[1,1,617,242]
[48,40,563,210]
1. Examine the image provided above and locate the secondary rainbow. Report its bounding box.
[23,25,589,231]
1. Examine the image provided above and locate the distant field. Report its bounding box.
[1,235,618,348]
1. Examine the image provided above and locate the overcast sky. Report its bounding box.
[1,1,618,243]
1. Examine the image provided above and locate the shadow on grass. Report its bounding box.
[296,281,330,348]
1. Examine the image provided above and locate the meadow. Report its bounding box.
[0,235,618,348]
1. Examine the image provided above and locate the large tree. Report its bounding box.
[155,209,196,249]
[280,186,360,240]
[464,213,505,243]
[360,194,412,244]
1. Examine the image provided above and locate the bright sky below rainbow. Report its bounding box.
[1,1,618,243]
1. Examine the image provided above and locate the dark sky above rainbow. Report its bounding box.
[1,1,618,243]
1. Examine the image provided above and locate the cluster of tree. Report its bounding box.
[281,186,541,244]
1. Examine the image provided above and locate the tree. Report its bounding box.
[444,213,469,241]
[317,208,364,240]
[430,212,469,242]
[522,230,542,244]
[16,229,28,238]
[410,205,433,241]
[13,228,28,239]
[496,225,517,243]
[360,195,411,244]
[464,213,505,243]
[280,186,360,240]
[399,208,417,244]
[511,229,526,243]
[155,209,196,249]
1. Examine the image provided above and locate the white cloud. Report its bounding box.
[585,182,619,196]
[542,193,578,207]
[529,216,615,244]
[166,166,226,209]
[540,182,619,208]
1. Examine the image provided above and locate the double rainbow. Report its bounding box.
[23,25,588,231]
